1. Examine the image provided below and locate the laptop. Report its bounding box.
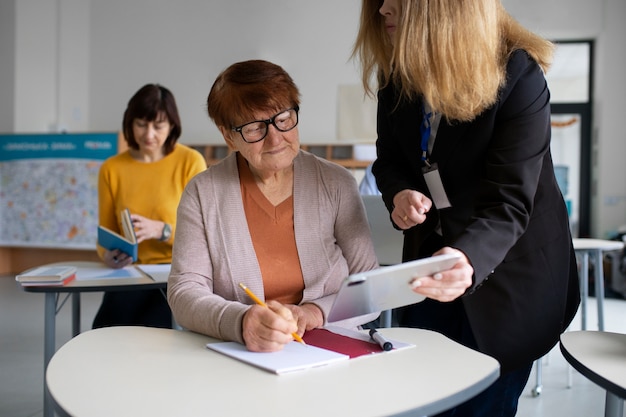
[361,195,404,266]
[326,253,461,323]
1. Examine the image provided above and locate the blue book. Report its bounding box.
[97,208,138,262]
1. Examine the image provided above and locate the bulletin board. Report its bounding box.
[0,133,117,249]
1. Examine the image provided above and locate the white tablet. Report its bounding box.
[326,253,461,323]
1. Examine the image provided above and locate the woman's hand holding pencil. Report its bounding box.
[239,283,306,352]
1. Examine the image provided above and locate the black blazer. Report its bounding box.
[373,50,580,371]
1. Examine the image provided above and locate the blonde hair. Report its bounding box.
[352,0,554,121]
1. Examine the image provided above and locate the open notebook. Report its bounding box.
[206,327,413,375]
[206,339,349,375]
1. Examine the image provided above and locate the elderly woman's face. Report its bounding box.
[222,106,300,176]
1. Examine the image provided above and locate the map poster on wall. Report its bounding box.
[0,133,118,249]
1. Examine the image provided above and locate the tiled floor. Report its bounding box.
[1,274,624,417]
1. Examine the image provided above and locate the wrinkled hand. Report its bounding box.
[409,247,473,302]
[130,213,165,243]
[102,249,133,269]
[242,300,299,352]
[285,303,324,336]
[392,189,432,230]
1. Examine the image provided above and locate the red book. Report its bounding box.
[303,328,384,358]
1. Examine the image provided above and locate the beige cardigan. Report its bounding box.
[168,151,379,343]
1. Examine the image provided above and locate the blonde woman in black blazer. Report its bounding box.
[353,1,580,416]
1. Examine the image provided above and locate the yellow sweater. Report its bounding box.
[97,144,206,264]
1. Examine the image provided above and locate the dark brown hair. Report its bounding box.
[207,60,300,129]
[122,84,182,154]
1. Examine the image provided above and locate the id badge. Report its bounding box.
[422,163,451,209]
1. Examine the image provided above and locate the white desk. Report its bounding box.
[572,238,624,331]
[560,331,626,417]
[46,326,500,417]
[18,261,167,417]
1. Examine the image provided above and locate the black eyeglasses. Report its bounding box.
[232,106,299,143]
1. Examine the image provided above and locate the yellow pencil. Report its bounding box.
[238,283,306,345]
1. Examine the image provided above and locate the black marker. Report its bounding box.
[369,328,393,351]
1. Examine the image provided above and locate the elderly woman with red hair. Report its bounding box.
[168,60,379,352]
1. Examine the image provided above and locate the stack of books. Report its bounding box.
[16,265,77,287]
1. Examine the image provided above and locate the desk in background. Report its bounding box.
[17,261,168,417]
[46,326,500,417]
[572,238,624,331]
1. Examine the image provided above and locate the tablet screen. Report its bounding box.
[327,253,461,323]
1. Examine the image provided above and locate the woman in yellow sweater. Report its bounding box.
[93,83,207,328]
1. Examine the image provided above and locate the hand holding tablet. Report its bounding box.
[327,253,461,323]
[407,249,473,303]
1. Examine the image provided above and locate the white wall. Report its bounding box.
[0,1,15,131]
[13,0,57,132]
[503,0,603,38]
[504,0,626,238]
[592,0,626,238]
[87,0,362,144]
[2,0,626,238]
